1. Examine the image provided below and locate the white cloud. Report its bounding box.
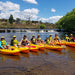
[0,1,62,23]
[39,16,63,23]
[51,8,56,12]
[0,1,20,12]
[23,0,38,4]
[21,8,39,20]
[0,1,39,20]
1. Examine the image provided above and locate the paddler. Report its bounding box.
[49,34,53,42]
[54,34,60,42]
[21,35,29,46]
[10,35,18,47]
[0,36,8,49]
[69,34,75,42]
[45,36,50,44]
[65,34,70,42]
[31,35,36,44]
[49,34,55,45]
[36,34,41,43]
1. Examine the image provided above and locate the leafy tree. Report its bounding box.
[56,8,75,31]
[16,18,21,24]
[9,14,14,24]
[40,24,46,29]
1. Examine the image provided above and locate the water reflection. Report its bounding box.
[45,49,64,55]
[20,53,30,58]
[30,52,39,56]
[0,54,20,62]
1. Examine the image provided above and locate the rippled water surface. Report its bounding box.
[0,31,75,75]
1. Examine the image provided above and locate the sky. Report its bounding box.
[0,0,75,23]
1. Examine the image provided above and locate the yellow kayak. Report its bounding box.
[0,47,20,55]
[55,40,66,45]
[29,44,44,51]
[66,42,75,47]
[44,44,64,51]
[18,46,29,53]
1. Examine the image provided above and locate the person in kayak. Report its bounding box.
[0,36,8,49]
[54,34,60,42]
[49,34,55,45]
[11,35,18,47]
[49,34,53,41]
[45,36,50,44]
[36,34,41,43]
[69,34,75,42]
[21,35,29,46]
[65,34,70,42]
[31,35,36,44]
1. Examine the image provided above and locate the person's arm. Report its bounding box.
[0,41,3,49]
[5,41,7,46]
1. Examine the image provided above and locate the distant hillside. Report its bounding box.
[0,19,57,29]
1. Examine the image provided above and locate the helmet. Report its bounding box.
[65,34,68,36]
[71,34,73,36]
[46,36,49,38]
[38,34,40,36]
[32,35,35,36]
[13,35,16,38]
[1,36,4,38]
[50,34,52,36]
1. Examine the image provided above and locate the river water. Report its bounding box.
[0,31,75,75]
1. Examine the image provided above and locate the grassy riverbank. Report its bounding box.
[0,20,57,29]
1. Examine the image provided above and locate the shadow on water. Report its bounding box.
[45,49,65,55]
[20,53,30,58]
[30,52,39,56]
[0,54,20,62]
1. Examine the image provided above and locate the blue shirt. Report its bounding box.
[0,41,7,48]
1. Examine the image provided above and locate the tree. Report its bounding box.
[16,18,21,24]
[9,14,14,24]
[40,24,46,29]
[56,8,75,31]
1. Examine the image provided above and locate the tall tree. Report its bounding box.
[9,14,14,24]
[56,8,75,31]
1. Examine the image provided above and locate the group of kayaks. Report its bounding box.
[0,40,75,56]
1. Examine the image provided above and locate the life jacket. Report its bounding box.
[32,38,36,43]
[49,37,52,41]
[46,39,50,44]
[37,38,41,41]
[1,40,5,46]
[22,39,27,42]
[12,39,18,45]
[65,36,69,41]
[54,36,59,40]
[70,37,73,40]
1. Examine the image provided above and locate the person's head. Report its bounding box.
[49,34,52,37]
[23,35,27,39]
[32,35,35,38]
[38,34,40,38]
[55,34,57,37]
[13,35,16,40]
[65,34,68,37]
[70,34,73,37]
[1,36,5,40]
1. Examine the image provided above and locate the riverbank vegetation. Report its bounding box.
[0,15,57,29]
[56,8,75,31]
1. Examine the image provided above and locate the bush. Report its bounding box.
[57,25,62,29]
[40,24,46,29]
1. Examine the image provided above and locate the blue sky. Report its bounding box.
[0,0,75,23]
